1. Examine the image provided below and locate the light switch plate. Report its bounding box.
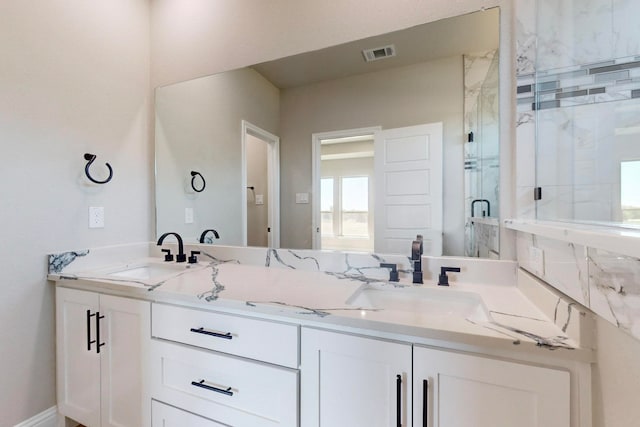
[529,246,545,276]
[89,206,105,229]
[255,194,264,205]
[295,192,309,204]
[185,207,194,224]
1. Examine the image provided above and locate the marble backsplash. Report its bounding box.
[49,242,518,288]
[517,230,640,342]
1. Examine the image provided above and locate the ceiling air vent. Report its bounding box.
[362,44,396,62]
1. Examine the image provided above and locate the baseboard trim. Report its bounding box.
[14,406,57,427]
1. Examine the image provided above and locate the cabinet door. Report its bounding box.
[56,287,101,427]
[100,294,150,427]
[152,400,225,427]
[413,346,570,427]
[301,328,412,427]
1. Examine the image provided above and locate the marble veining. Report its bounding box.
[470,318,575,350]
[49,250,90,273]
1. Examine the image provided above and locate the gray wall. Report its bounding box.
[279,58,465,255]
[0,0,150,424]
[155,68,279,244]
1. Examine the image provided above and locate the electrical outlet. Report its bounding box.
[89,206,105,229]
[529,246,544,276]
[185,207,194,224]
[295,192,309,204]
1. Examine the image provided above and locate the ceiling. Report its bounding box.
[252,8,499,89]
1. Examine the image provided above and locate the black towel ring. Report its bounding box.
[84,153,113,184]
[191,171,206,192]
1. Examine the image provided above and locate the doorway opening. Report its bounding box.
[312,127,380,251]
[242,120,280,248]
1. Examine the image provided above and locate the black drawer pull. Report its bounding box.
[96,312,105,354]
[86,310,96,351]
[396,374,402,427]
[423,379,429,427]
[190,327,233,340]
[191,379,234,396]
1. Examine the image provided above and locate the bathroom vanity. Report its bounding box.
[49,243,593,427]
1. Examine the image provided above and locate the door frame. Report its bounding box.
[311,126,381,249]
[242,120,280,248]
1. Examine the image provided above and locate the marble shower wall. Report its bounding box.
[515,0,640,223]
[517,231,640,342]
[463,50,500,256]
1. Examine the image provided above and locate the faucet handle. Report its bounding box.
[438,266,461,286]
[161,249,174,262]
[380,263,399,282]
[188,250,200,264]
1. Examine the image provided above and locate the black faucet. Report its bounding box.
[411,235,424,284]
[380,263,399,282]
[438,267,461,286]
[471,199,490,217]
[157,232,186,263]
[199,229,220,243]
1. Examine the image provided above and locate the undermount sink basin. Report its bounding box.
[98,261,194,283]
[345,285,491,322]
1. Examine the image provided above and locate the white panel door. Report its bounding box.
[56,287,101,427]
[301,328,411,427]
[100,294,150,427]
[413,346,570,427]
[374,123,443,255]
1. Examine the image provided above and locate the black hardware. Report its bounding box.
[438,266,461,286]
[190,171,206,192]
[84,153,113,184]
[157,232,186,263]
[188,251,200,264]
[191,379,233,396]
[267,227,271,233]
[534,187,542,201]
[380,263,399,282]
[412,235,424,284]
[199,229,220,243]
[422,379,429,427]
[96,312,105,354]
[471,199,490,217]
[161,248,174,262]
[396,374,402,427]
[86,310,96,351]
[190,327,233,340]
[467,131,474,142]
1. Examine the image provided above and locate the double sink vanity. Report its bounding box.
[49,241,593,427]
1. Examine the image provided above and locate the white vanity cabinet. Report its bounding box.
[301,328,412,427]
[413,346,570,427]
[152,401,226,426]
[301,328,571,427]
[56,287,150,427]
[150,303,300,427]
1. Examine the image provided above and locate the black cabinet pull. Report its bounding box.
[86,310,97,351]
[191,379,233,396]
[396,374,402,427]
[96,312,105,353]
[190,327,233,340]
[423,379,429,427]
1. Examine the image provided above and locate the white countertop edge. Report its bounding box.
[50,278,594,364]
[504,219,640,259]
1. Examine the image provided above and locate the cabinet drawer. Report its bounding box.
[151,340,299,427]
[152,400,225,426]
[152,303,299,368]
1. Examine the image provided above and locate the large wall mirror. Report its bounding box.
[155,8,500,257]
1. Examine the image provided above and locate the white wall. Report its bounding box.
[150,0,503,87]
[0,0,151,425]
[155,68,279,244]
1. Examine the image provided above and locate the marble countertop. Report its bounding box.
[48,247,593,362]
